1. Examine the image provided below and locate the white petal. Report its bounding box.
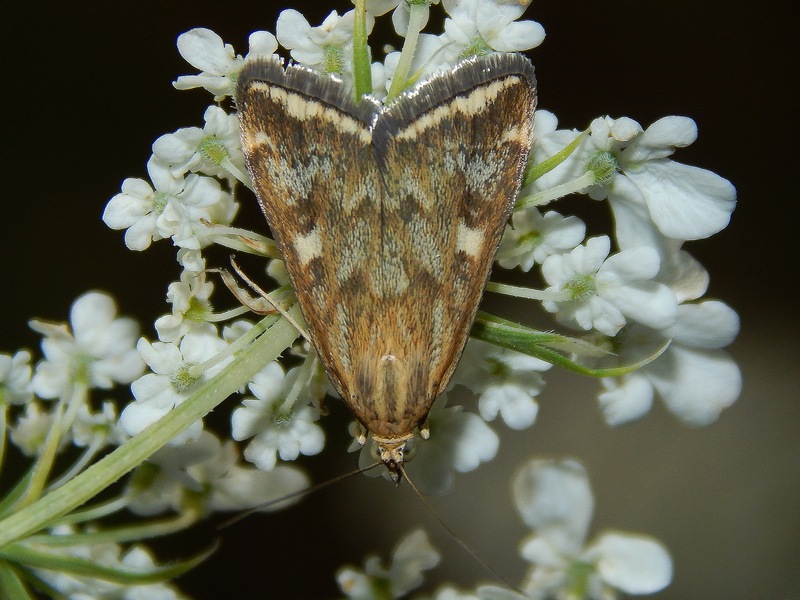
[152,130,200,164]
[71,292,116,338]
[518,533,566,566]
[451,411,499,472]
[243,437,278,471]
[627,160,737,240]
[659,249,709,303]
[576,236,611,274]
[623,116,697,162]
[650,345,741,425]
[390,529,441,595]
[512,459,593,550]
[119,396,170,436]
[590,532,672,593]
[609,117,643,142]
[276,9,312,49]
[606,176,663,251]
[479,385,539,430]
[247,31,278,57]
[177,29,235,75]
[490,21,546,51]
[600,281,677,331]
[102,194,148,228]
[598,374,654,426]
[675,301,739,348]
[600,246,661,284]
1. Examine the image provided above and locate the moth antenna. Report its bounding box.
[229,256,310,340]
[399,464,523,595]
[218,461,383,530]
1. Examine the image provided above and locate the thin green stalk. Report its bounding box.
[386,2,429,101]
[352,0,372,99]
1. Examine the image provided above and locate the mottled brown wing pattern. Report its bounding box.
[237,60,384,405]
[362,55,537,440]
[237,55,536,465]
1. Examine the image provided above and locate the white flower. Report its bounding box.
[267,258,291,286]
[119,326,228,445]
[10,401,68,456]
[522,110,583,194]
[513,459,672,599]
[599,300,741,426]
[117,546,188,600]
[382,34,449,93]
[541,236,677,336]
[231,361,325,471]
[203,444,310,514]
[366,0,441,36]
[154,269,215,342]
[451,339,550,430]
[29,292,144,399]
[32,529,186,599]
[277,9,373,74]
[497,208,586,271]
[151,105,246,181]
[103,157,233,251]
[221,319,256,344]
[0,349,33,406]
[589,116,736,245]
[337,529,440,599]
[72,401,128,448]
[125,430,309,515]
[356,395,499,494]
[176,248,205,274]
[174,28,278,100]
[441,0,545,60]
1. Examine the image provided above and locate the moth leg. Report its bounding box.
[353,422,368,446]
[418,421,430,440]
[217,267,279,315]
[229,257,310,340]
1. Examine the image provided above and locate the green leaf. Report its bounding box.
[28,512,197,548]
[471,311,667,377]
[0,541,216,586]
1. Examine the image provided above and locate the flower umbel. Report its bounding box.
[0,1,740,598]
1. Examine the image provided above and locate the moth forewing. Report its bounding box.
[237,54,536,481]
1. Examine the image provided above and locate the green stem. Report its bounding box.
[386,2,429,101]
[18,393,70,509]
[0,560,34,600]
[0,308,301,549]
[522,131,586,188]
[352,0,372,100]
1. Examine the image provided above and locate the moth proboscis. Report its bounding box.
[237,53,536,482]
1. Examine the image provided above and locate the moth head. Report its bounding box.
[375,439,408,485]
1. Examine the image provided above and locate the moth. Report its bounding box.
[237,53,536,481]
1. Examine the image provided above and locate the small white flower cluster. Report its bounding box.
[92,0,554,498]
[339,459,671,600]
[1,0,740,597]
[500,112,741,427]
[32,526,188,600]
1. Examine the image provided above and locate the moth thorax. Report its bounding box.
[373,435,413,484]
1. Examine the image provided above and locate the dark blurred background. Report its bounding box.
[3,1,798,598]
